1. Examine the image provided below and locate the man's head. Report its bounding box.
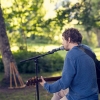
[62,28,82,51]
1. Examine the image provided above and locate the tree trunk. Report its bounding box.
[96,30,100,47]
[93,28,100,47]
[86,31,91,43]
[0,6,16,86]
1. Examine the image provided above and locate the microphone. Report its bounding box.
[48,46,65,54]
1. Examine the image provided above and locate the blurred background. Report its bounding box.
[0,0,100,100]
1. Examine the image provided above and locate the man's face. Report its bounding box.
[62,36,70,51]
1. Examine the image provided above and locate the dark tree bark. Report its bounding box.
[0,6,16,86]
[95,30,100,47]
[93,28,100,47]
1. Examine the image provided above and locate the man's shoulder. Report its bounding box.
[80,44,92,51]
[67,46,84,59]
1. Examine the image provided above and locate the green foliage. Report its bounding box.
[54,0,100,30]
[47,0,100,46]
[11,51,63,73]
[1,0,100,47]
[30,34,53,44]
[2,0,63,46]
[12,51,40,73]
[2,0,45,46]
[82,31,98,47]
[39,53,64,72]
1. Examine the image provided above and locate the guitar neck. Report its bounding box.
[38,76,61,82]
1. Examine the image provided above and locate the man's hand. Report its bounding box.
[40,76,46,87]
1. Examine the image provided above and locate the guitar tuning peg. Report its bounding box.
[25,77,36,86]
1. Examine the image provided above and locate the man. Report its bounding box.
[40,28,99,100]
[50,44,100,100]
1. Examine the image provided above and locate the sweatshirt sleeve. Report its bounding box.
[43,55,76,93]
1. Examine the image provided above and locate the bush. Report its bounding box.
[0,51,64,73]
[13,51,40,73]
[30,34,52,44]
[6,51,63,74]
[39,53,64,72]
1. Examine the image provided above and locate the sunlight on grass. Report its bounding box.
[11,44,61,52]
[50,71,62,77]
[28,45,60,52]
[40,71,62,77]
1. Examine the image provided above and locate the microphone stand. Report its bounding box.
[20,51,55,100]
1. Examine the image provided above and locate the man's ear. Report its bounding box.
[68,37,71,43]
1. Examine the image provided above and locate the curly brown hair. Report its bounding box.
[62,28,82,44]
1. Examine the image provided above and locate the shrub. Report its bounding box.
[39,53,64,72]
[15,51,64,73]
[0,51,64,73]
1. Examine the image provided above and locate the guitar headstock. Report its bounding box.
[26,77,37,86]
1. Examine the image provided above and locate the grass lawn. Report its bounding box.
[0,72,62,100]
[0,84,53,100]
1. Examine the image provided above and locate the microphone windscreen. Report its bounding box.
[60,46,65,50]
